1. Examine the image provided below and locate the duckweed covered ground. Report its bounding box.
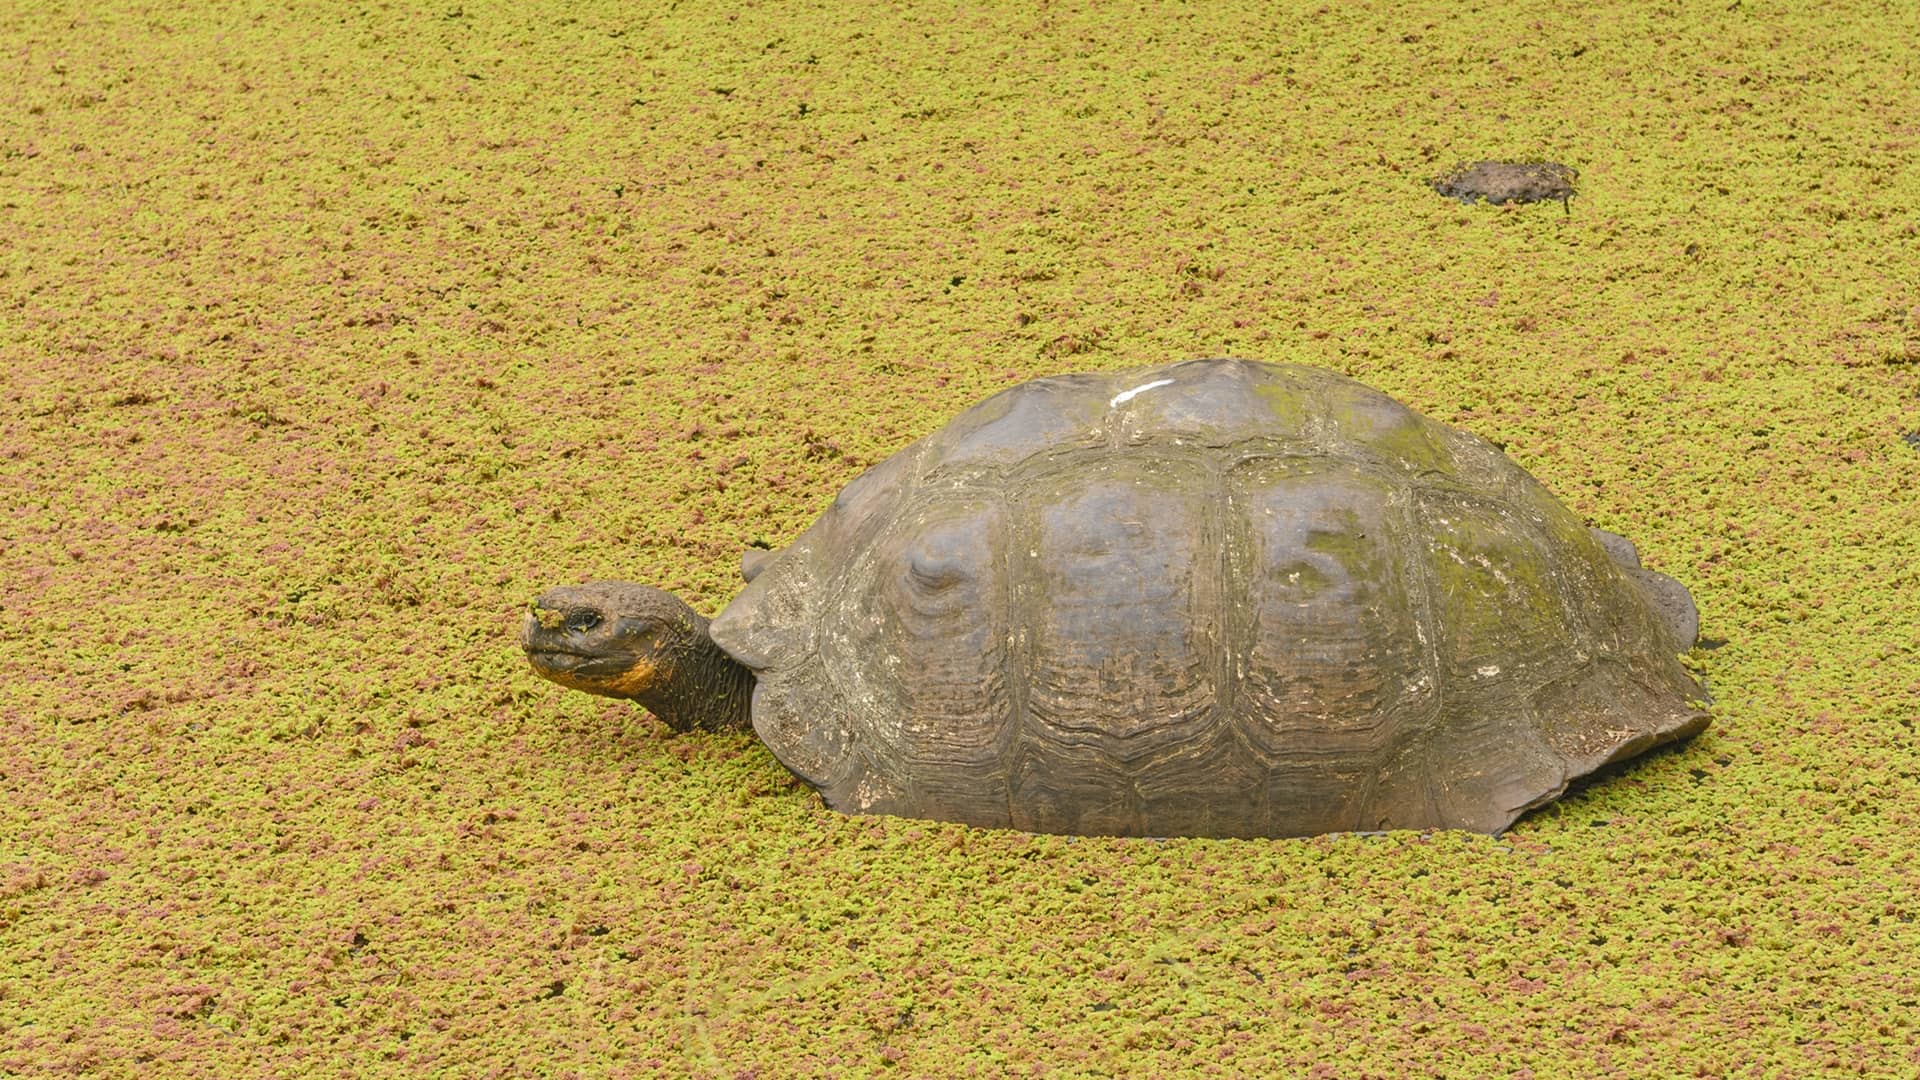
[3,0,1918,1075]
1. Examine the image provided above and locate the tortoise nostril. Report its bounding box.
[566,610,602,633]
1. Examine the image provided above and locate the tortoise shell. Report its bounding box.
[709,359,1708,837]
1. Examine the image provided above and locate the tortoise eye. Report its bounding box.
[565,610,603,633]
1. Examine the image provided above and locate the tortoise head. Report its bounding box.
[521,581,753,733]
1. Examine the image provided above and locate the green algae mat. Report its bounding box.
[3,0,1918,1075]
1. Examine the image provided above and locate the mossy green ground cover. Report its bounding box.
[2,0,1917,1074]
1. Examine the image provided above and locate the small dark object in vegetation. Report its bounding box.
[1431,161,1578,209]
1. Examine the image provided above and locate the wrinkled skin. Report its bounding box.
[521,581,752,734]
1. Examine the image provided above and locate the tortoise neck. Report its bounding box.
[651,608,755,734]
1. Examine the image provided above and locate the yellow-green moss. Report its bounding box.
[4,0,1920,1075]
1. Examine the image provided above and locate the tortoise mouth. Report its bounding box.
[525,646,585,665]
[524,644,661,699]
[524,646,616,677]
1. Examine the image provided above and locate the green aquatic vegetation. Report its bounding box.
[3,0,1919,1075]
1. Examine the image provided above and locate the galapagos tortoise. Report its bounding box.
[523,359,1709,838]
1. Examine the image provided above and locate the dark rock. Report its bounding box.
[1432,161,1578,207]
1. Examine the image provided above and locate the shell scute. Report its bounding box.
[1321,378,1459,478]
[1018,456,1221,761]
[922,374,1109,477]
[1006,744,1140,837]
[1413,490,1590,690]
[1109,358,1312,447]
[1529,657,1711,776]
[826,495,1016,773]
[1225,458,1438,770]
[1420,714,1569,833]
[1132,730,1277,839]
